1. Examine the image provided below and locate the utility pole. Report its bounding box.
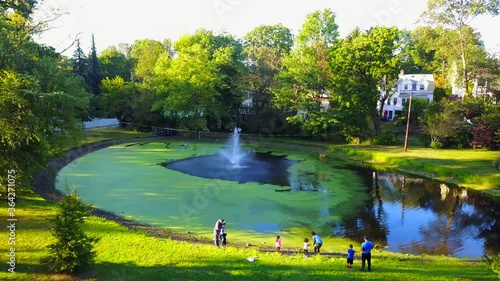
[404,93,412,152]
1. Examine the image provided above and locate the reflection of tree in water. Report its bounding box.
[375,172,499,256]
[289,170,329,191]
[330,170,389,245]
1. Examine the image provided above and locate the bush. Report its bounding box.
[371,133,400,145]
[494,158,500,170]
[430,141,443,149]
[44,191,98,274]
[484,253,500,278]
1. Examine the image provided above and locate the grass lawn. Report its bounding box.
[78,127,152,147]
[328,145,500,196]
[0,192,497,281]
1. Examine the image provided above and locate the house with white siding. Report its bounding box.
[379,72,435,120]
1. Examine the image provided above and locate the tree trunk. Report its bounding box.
[459,28,469,98]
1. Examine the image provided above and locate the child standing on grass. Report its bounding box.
[303,238,309,257]
[275,235,282,252]
[346,244,355,271]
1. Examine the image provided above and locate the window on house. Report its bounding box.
[393,98,397,105]
[402,98,406,104]
[404,84,408,90]
[420,84,425,90]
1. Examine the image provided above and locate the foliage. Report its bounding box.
[423,100,468,148]
[0,9,89,189]
[329,27,405,137]
[433,87,446,102]
[129,39,171,82]
[272,9,339,136]
[45,190,98,273]
[86,34,102,95]
[243,24,293,133]
[402,97,429,127]
[469,103,500,150]
[421,0,498,97]
[484,252,500,277]
[154,30,245,131]
[371,133,401,146]
[99,46,134,81]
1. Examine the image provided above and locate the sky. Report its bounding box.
[33,0,500,55]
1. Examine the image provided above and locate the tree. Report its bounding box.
[401,98,429,127]
[0,10,89,190]
[154,30,241,131]
[243,24,293,133]
[129,39,171,82]
[86,34,102,95]
[329,27,405,137]
[468,101,499,149]
[272,9,339,136]
[423,100,468,147]
[72,39,87,78]
[0,0,37,18]
[45,191,98,273]
[99,46,134,81]
[422,0,499,97]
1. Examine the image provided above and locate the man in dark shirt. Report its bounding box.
[361,235,374,272]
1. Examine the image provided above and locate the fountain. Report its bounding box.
[163,128,295,185]
[220,128,247,167]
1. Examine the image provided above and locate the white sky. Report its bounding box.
[34,0,500,55]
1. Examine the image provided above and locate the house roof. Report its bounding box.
[398,74,434,84]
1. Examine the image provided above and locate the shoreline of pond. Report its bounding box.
[31,137,499,261]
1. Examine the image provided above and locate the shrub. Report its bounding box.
[371,133,400,145]
[493,158,500,170]
[430,141,443,149]
[44,191,98,274]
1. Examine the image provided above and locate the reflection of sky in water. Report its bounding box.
[238,222,281,233]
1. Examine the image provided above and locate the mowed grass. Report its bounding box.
[329,145,500,195]
[79,127,151,146]
[0,192,497,281]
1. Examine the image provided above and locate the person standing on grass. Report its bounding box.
[275,235,282,252]
[213,218,225,247]
[361,235,374,272]
[311,231,323,254]
[346,244,355,271]
[303,238,310,257]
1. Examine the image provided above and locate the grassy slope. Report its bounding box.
[328,144,500,195]
[0,193,496,281]
[2,128,497,280]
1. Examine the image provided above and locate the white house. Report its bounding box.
[380,72,435,120]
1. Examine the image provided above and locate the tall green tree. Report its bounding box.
[412,26,489,94]
[422,0,499,97]
[0,7,89,190]
[99,46,134,81]
[72,39,87,78]
[329,27,405,136]
[86,34,102,95]
[272,9,339,136]
[154,30,244,131]
[129,39,171,82]
[243,24,293,133]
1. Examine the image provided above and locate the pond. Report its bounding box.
[334,168,500,258]
[55,141,499,258]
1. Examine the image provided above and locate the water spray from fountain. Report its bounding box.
[220,127,247,167]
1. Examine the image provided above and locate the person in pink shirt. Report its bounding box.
[275,235,282,252]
